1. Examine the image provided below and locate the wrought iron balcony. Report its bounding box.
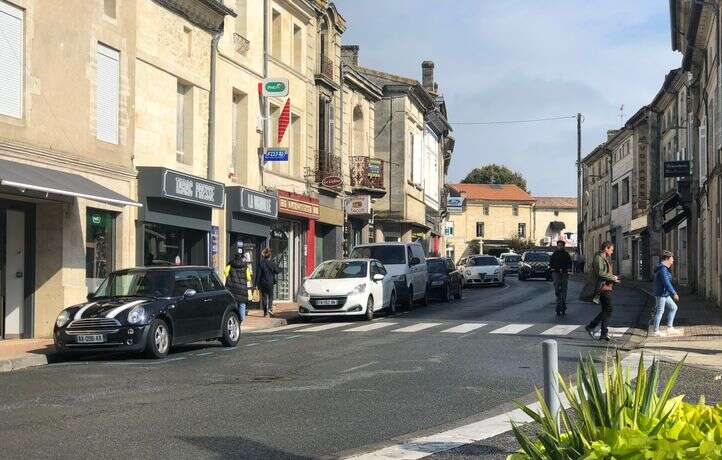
[233,33,250,55]
[318,55,334,80]
[310,150,343,188]
[350,156,385,192]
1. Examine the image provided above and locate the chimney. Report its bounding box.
[341,45,359,66]
[422,60,434,91]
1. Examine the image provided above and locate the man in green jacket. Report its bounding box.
[585,241,619,341]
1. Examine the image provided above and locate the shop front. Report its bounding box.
[0,158,139,339]
[274,191,319,301]
[226,186,278,281]
[345,195,372,255]
[137,167,224,268]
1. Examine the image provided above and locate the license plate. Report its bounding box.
[431,281,444,286]
[316,299,339,306]
[76,334,104,344]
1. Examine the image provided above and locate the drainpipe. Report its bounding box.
[260,0,270,188]
[207,29,222,180]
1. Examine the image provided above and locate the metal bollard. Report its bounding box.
[542,339,560,429]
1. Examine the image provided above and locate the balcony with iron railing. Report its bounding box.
[308,150,343,190]
[315,54,337,88]
[350,156,385,196]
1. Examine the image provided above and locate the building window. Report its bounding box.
[612,183,619,209]
[518,223,526,238]
[483,205,489,215]
[0,0,23,119]
[103,0,116,19]
[96,43,120,144]
[176,82,192,164]
[411,132,422,185]
[144,223,208,267]
[621,177,630,205]
[86,209,116,291]
[293,24,302,71]
[444,222,454,237]
[271,9,281,59]
[476,222,484,238]
[554,210,559,216]
[231,90,248,179]
[512,205,519,216]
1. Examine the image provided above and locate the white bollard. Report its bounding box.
[542,339,560,429]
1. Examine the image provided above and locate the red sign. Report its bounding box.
[277,98,291,143]
[278,190,320,220]
[321,176,342,188]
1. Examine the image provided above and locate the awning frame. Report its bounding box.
[0,179,141,207]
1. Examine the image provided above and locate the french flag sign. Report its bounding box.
[277,98,291,144]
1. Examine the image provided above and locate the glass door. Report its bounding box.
[270,222,291,301]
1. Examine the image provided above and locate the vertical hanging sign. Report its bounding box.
[211,225,219,270]
[277,98,291,143]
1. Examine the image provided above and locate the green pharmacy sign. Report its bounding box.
[262,78,289,97]
[90,214,104,226]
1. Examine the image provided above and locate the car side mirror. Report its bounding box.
[372,273,385,282]
[410,257,420,266]
[183,288,197,298]
[87,291,95,301]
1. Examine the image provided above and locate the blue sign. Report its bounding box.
[263,148,289,162]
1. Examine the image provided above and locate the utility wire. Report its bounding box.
[449,115,577,125]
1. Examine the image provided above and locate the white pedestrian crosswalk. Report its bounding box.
[489,324,534,335]
[249,321,633,340]
[441,323,487,334]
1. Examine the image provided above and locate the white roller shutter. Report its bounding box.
[96,43,119,144]
[0,1,23,118]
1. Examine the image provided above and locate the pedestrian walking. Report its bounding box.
[550,240,572,316]
[582,241,619,342]
[256,247,281,317]
[224,252,249,321]
[651,250,680,337]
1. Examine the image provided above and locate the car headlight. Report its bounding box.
[495,268,502,274]
[56,309,71,328]
[348,283,367,295]
[391,274,406,283]
[465,269,472,276]
[127,305,148,325]
[298,284,309,298]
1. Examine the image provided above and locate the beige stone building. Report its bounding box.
[532,197,577,247]
[581,143,612,261]
[445,184,534,260]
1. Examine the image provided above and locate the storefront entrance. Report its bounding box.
[0,203,34,339]
[270,222,301,302]
[144,223,208,266]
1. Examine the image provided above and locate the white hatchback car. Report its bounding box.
[459,255,505,287]
[297,259,397,320]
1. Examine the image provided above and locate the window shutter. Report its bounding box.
[0,1,23,118]
[96,43,120,144]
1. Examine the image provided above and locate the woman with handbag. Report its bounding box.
[581,241,619,341]
[225,252,249,321]
[257,247,281,317]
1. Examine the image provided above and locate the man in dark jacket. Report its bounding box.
[256,248,281,317]
[584,241,619,341]
[550,240,573,315]
[225,253,248,320]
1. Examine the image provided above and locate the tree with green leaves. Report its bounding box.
[461,164,528,192]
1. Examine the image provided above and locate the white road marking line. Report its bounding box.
[489,323,534,334]
[284,334,302,340]
[300,322,353,332]
[245,343,260,347]
[341,361,378,373]
[392,323,443,333]
[247,324,307,334]
[540,325,581,336]
[196,352,213,356]
[344,352,653,460]
[441,323,486,334]
[345,322,397,332]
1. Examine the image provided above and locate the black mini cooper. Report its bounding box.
[54,267,241,358]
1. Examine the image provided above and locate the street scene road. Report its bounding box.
[1,278,651,459]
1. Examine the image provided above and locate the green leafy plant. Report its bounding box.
[508,352,722,459]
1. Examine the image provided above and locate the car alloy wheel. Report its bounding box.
[365,296,374,321]
[221,311,241,347]
[146,319,171,359]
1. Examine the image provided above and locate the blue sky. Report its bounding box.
[334,0,681,196]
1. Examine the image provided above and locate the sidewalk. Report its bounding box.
[627,280,722,371]
[0,302,300,373]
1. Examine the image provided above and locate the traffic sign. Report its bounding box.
[262,78,289,97]
[263,148,289,162]
[664,160,691,178]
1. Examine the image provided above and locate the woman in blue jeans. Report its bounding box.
[651,250,680,336]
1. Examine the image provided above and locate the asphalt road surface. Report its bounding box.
[1,276,652,459]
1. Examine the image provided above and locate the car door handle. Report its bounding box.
[203,298,213,303]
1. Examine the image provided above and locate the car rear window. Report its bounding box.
[427,259,447,273]
[505,255,521,263]
[525,253,550,262]
[350,246,406,265]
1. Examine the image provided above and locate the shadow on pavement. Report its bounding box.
[179,435,314,459]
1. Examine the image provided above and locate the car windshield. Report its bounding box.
[505,255,521,263]
[525,253,550,262]
[311,261,368,279]
[427,259,447,273]
[93,271,174,298]
[350,246,406,265]
[470,257,498,266]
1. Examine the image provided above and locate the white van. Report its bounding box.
[349,242,428,308]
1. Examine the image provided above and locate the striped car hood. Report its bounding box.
[73,298,148,321]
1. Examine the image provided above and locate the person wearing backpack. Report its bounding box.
[651,250,680,337]
[582,241,619,341]
[224,252,248,321]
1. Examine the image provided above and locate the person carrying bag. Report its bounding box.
[256,248,281,317]
[580,241,619,341]
[225,252,249,320]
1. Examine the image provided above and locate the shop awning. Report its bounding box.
[0,159,140,207]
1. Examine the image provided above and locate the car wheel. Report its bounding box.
[420,286,429,307]
[387,290,397,315]
[442,285,450,302]
[404,285,414,310]
[145,318,171,359]
[220,311,241,347]
[365,296,374,321]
